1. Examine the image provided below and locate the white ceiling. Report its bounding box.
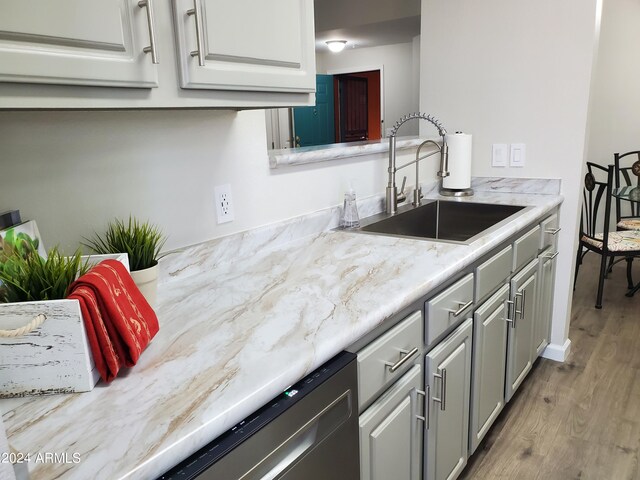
[314,0,421,53]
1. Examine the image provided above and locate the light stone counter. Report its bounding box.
[268,135,434,168]
[1,179,562,480]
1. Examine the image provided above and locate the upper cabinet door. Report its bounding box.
[0,0,159,88]
[172,0,316,92]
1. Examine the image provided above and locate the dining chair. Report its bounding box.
[614,150,640,230]
[574,162,640,309]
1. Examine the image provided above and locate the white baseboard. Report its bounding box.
[542,338,572,362]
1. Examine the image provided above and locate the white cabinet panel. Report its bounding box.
[172,0,315,92]
[425,318,472,480]
[0,0,159,87]
[470,284,509,454]
[360,365,423,480]
[506,259,538,402]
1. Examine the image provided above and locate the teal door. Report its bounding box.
[293,74,335,147]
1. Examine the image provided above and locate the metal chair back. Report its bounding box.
[614,150,640,219]
[580,162,613,251]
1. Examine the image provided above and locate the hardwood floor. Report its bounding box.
[460,254,640,480]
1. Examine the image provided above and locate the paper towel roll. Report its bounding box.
[442,133,472,190]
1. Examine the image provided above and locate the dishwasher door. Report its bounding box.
[159,352,359,480]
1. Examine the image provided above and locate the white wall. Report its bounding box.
[317,42,420,136]
[421,0,601,357]
[588,0,640,162]
[0,110,418,254]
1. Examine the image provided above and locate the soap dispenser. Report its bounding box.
[340,183,360,229]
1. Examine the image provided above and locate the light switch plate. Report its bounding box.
[492,144,508,167]
[510,144,526,167]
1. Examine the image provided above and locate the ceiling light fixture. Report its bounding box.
[326,40,347,53]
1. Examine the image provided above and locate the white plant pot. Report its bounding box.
[130,263,159,308]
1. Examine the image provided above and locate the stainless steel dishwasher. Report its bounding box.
[159,351,359,480]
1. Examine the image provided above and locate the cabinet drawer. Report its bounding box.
[539,213,560,252]
[513,226,541,272]
[474,245,513,302]
[425,273,474,348]
[357,310,422,410]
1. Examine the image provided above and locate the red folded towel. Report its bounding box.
[67,259,159,382]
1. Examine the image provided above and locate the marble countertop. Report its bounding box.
[1,180,562,480]
[268,135,434,168]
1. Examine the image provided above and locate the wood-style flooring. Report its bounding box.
[460,254,640,480]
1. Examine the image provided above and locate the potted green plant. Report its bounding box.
[0,247,88,303]
[0,247,101,397]
[84,217,166,306]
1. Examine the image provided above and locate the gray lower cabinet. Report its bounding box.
[534,247,557,357]
[469,284,509,454]
[505,259,538,402]
[425,318,472,480]
[359,364,424,480]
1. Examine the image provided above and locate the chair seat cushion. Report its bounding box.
[582,230,640,252]
[618,218,640,230]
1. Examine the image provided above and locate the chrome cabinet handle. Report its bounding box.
[514,292,524,320]
[416,389,426,426]
[138,0,159,64]
[384,347,418,373]
[505,300,516,328]
[448,300,473,318]
[543,251,560,260]
[433,368,447,411]
[187,0,205,66]
[522,290,527,318]
[545,227,561,235]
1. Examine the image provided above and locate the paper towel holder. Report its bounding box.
[440,131,474,197]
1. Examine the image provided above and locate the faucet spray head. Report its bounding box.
[437,141,450,178]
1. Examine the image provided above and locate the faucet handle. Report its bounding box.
[397,176,407,204]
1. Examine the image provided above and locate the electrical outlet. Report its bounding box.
[214,184,234,224]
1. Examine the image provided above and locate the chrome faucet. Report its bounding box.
[386,113,450,214]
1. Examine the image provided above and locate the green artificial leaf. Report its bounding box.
[83,216,167,272]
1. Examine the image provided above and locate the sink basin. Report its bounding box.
[357,200,527,244]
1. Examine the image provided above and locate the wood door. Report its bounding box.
[339,75,369,142]
[425,319,472,480]
[360,365,423,480]
[0,0,158,87]
[172,0,315,92]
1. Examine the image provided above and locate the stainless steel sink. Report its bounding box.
[357,200,528,244]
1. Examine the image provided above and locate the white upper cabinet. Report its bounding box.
[0,0,159,88]
[172,0,315,93]
[0,0,315,109]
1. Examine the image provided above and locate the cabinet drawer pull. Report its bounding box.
[522,290,527,318]
[545,227,561,235]
[505,300,516,328]
[542,251,560,260]
[433,368,447,411]
[186,0,205,66]
[448,300,473,318]
[384,347,418,373]
[138,0,159,64]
